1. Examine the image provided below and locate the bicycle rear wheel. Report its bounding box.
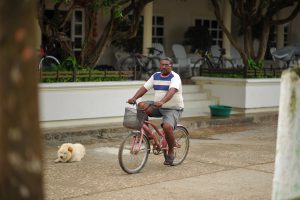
[142,57,160,79]
[121,56,142,80]
[39,56,60,71]
[118,132,150,174]
[172,125,189,166]
[211,57,234,68]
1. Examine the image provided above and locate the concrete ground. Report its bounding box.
[43,123,277,200]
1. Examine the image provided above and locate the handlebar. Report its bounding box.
[147,47,163,55]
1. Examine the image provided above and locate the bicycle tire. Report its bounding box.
[121,55,142,80]
[172,125,190,166]
[142,56,160,80]
[223,58,234,68]
[192,58,204,76]
[211,57,234,68]
[118,132,150,174]
[38,56,60,71]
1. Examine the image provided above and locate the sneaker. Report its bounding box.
[163,154,175,166]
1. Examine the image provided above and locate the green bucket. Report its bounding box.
[209,105,232,117]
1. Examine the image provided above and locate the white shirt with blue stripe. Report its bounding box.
[143,71,184,109]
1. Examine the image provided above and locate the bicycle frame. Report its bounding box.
[142,121,168,150]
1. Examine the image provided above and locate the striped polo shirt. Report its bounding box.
[143,71,184,109]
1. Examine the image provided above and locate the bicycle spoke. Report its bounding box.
[172,126,189,166]
[118,133,150,174]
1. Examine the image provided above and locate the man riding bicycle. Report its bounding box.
[127,57,184,166]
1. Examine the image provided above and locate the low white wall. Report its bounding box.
[192,77,281,111]
[39,81,145,127]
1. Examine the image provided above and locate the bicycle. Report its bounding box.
[118,104,190,174]
[38,45,60,72]
[192,48,234,76]
[120,47,163,80]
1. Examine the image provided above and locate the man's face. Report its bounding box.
[159,60,172,75]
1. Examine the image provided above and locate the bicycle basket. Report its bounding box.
[123,107,148,130]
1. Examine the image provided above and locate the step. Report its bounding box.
[181,108,210,117]
[184,99,212,108]
[142,92,208,101]
[182,85,202,93]
[183,93,207,101]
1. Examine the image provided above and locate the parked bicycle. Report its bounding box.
[118,104,190,174]
[38,43,60,71]
[192,48,234,76]
[120,47,163,80]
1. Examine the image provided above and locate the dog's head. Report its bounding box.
[57,144,73,162]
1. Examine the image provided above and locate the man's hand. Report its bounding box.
[153,101,164,108]
[127,98,136,104]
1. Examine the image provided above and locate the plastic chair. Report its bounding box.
[230,47,244,68]
[152,43,166,58]
[172,44,200,76]
[270,46,295,68]
[210,45,221,57]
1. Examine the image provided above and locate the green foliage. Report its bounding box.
[247,58,264,70]
[183,26,213,53]
[62,56,79,70]
[101,0,124,20]
[41,69,127,83]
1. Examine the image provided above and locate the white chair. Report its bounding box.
[114,51,130,70]
[270,47,291,68]
[230,47,244,68]
[270,47,277,61]
[210,44,221,57]
[152,43,166,58]
[172,44,201,77]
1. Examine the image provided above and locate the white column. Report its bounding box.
[35,18,41,50]
[222,0,232,58]
[276,12,284,49]
[276,25,284,49]
[142,2,153,55]
[272,68,300,200]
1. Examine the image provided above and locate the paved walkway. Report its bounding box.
[43,121,277,200]
[42,112,278,146]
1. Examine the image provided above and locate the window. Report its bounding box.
[123,15,165,52]
[266,24,289,59]
[195,18,223,47]
[268,24,289,47]
[152,16,164,44]
[72,9,85,58]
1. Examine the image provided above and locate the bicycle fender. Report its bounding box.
[176,124,189,135]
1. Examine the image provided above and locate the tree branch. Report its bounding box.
[272,0,300,25]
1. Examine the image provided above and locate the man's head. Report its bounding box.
[159,57,173,76]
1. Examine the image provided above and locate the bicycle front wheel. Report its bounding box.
[39,56,60,71]
[118,132,150,174]
[172,126,190,166]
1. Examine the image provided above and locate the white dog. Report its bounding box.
[54,143,86,163]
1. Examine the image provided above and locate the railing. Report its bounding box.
[199,65,285,78]
[39,70,134,82]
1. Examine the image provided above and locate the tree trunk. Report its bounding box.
[257,20,271,61]
[0,1,44,199]
[272,68,300,199]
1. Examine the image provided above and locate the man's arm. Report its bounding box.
[127,86,148,104]
[153,88,178,107]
